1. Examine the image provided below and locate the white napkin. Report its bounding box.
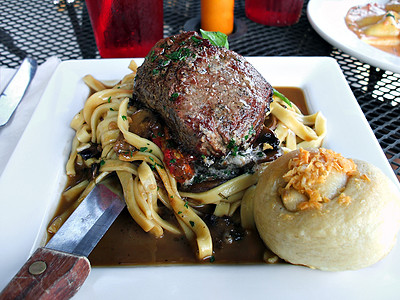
[0,56,61,177]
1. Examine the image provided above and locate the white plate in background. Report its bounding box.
[308,0,400,73]
[0,57,399,299]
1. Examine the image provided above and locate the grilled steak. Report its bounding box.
[133,31,272,157]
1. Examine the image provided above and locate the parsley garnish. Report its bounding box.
[189,221,195,227]
[148,50,157,62]
[244,125,254,140]
[387,12,395,18]
[191,36,202,44]
[184,201,189,209]
[169,92,179,101]
[227,139,238,156]
[227,139,236,149]
[166,48,192,62]
[121,115,127,121]
[248,125,254,135]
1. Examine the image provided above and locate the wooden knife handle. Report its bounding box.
[0,247,90,300]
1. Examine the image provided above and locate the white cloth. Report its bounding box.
[0,56,61,176]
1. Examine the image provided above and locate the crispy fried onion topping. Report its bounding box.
[281,148,357,211]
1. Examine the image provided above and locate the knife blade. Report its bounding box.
[0,57,37,126]
[0,183,125,300]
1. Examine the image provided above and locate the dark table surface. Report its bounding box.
[1,0,399,180]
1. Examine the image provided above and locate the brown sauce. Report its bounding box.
[89,208,269,265]
[51,87,307,266]
[275,86,308,114]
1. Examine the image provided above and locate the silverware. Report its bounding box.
[0,57,37,127]
[0,183,125,299]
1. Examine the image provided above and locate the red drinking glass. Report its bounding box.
[245,0,304,26]
[85,0,163,58]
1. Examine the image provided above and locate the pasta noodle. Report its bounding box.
[50,60,327,260]
[270,96,326,153]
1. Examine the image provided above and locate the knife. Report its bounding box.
[0,183,125,299]
[0,57,37,126]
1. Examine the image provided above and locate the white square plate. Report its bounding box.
[0,57,399,299]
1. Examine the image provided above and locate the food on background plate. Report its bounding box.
[254,148,400,271]
[49,31,327,263]
[346,0,400,56]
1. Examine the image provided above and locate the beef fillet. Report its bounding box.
[133,31,273,158]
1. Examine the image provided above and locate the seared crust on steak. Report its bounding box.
[133,31,272,157]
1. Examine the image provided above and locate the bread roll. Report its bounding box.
[254,148,400,271]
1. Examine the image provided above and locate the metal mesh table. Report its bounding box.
[1,0,399,180]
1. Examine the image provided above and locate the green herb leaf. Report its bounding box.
[121,115,127,121]
[248,125,254,135]
[148,50,157,62]
[273,88,292,107]
[387,12,395,18]
[169,92,179,101]
[227,139,236,149]
[165,48,192,62]
[189,221,195,227]
[191,36,202,44]
[200,29,229,49]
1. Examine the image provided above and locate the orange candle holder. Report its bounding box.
[201,0,235,35]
